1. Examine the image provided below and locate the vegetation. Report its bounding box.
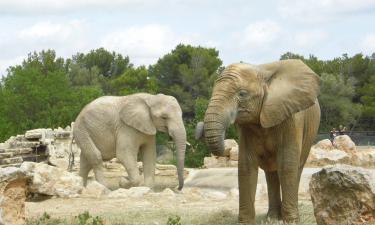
[1,46,375,167]
[27,211,104,225]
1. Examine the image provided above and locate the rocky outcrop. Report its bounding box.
[333,135,356,152]
[0,167,31,225]
[203,139,239,168]
[307,135,375,168]
[21,162,83,198]
[81,181,110,198]
[307,148,351,166]
[309,165,375,225]
[0,125,80,170]
[314,139,334,150]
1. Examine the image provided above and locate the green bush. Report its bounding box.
[167,215,182,225]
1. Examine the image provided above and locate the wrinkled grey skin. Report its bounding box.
[73,93,186,190]
[196,60,321,224]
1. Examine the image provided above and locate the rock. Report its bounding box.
[20,162,83,198]
[333,135,356,152]
[352,149,375,167]
[309,165,375,225]
[127,187,151,198]
[306,148,351,167]
[203,156,229,168]
[185,168,238,190]
[25,128,50,140]
[107,188,129,199]
[224,139,238,156]
[54,130,71,139]
[160,188,175,198]
[0,167,30,225]
[81,181,110,198]
[314,139,334,150]
[229,147,239,161]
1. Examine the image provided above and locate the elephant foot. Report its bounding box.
[238,222,256,225]
[119,177,141,189]
[266,208,282,220]
[238,219,256,225]
[282,215,300,225]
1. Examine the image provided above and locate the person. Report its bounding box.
[338,125,347,135]
[329,128,337,143]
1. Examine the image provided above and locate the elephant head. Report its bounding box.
[196,60,320,156]
[120,93,186,190]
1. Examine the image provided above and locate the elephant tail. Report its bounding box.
[67,133,75,172]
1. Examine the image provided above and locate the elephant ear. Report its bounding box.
[120,96,156,135]
[259,59,320,128]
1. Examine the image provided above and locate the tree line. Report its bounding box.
[0,45,374,166]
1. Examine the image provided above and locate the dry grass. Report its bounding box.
[27,202,316,225]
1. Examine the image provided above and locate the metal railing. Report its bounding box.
[316,131,375,146]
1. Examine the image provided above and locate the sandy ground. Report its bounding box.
[25,168,322,224]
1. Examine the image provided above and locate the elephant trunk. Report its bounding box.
[170,126,186,191]
[203,103,230,156]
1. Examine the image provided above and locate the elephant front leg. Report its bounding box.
[265,171,282,220]
[116,144,142,189]
[141,139,156,188]
[238,136,258,225]
[278,147,301,223]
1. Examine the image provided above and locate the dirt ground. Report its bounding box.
[25,168,318,225]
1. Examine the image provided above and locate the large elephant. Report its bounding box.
[73,93,186,190]
[196,60,320,224]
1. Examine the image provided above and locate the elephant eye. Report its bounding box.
[161,115,168,120]
[238,90,249,98]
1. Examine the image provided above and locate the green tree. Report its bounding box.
[109,66,159,95]
[68,48,133,94]
[318,73,362,131]
[149,44,223,119]
[359,73,375,129]
[0,50,102,142]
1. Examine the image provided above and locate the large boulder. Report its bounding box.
[224,139,238,156]
[309,165,375,225]
[203,156,230,168]
[313,139,334,150]
[306,148,351,167]
[352,149,375,168]
[81,180,110,198]
[20,162,83,198]
[0,167,31,225]
[333,135,356,152]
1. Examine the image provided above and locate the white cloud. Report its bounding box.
[278,0,375,23]
[294,30,328,48]
[15,20,91,56]
[0,0,163,14]
[361,34,375,54]
[18,20,83,41]
[237,20,282,51]
[101,24,198,65]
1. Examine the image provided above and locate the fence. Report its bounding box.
[316,131,375,146]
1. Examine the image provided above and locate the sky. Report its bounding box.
[1,0,375,77]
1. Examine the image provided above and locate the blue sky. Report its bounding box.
[1,0,375,76]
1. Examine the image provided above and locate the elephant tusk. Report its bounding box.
[186,141,191,146]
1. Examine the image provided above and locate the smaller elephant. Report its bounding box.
[73,93,186,190]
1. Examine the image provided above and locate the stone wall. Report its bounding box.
[0,124,80,170]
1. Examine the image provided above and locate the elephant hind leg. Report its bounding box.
[265,171,282,220]
[75,131,108,188]
[79,154,92,186]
